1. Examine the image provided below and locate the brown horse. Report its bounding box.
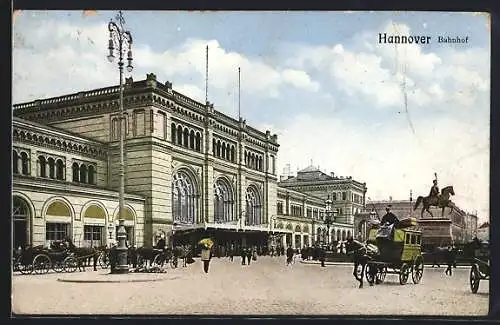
[413,185,455,218]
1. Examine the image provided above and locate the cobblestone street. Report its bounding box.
[12,256,488,316]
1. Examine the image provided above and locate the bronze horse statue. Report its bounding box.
[413,185,455,218]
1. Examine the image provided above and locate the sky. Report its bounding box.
[12,11,490,223]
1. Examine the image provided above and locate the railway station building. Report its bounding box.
[12,73,356,251]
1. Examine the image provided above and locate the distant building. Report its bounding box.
[278,166,367,231]
[477,222,489,241]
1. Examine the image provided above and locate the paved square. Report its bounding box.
[12,256,488,315]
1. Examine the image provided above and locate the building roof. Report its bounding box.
[13,116,106,146]
[298,165,321,173]
[478,222,490,229]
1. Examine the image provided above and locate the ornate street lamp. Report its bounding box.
[107,11,133,274]
[324,195,334,247]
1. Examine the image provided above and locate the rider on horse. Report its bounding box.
[429,178,440,205]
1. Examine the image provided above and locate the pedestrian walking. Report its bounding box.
[198,238,214,274]
[241,247,247,265]
[320,246,326,267]
[286,246,294,266]
[246,247,252,265]
[229,244,234,262]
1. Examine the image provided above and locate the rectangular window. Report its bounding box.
[277,202,283,214]
[332,193,337,201]
[46,223,69,241]
[411,234,416,245]
[342,192,347,201]
[405,234,410,244]
[307,208,312,218]
[84,225,103,241]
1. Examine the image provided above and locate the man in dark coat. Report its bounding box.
[286,245,294,266]
[241,247,247,265]
[381,205,399,226]
[156,237,166,250]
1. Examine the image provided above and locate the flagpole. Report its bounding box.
[205,45,209,104]
[238,67,241,121]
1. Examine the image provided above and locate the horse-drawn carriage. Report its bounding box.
[469,239,489,294]
[13,242,79,275]
[348,219,424,288]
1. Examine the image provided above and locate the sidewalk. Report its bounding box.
[56,268,181,283]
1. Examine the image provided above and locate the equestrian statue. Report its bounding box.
[413,173,455,219]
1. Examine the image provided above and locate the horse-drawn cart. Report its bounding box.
[470,241,489,294]
[364,227,424,285]
[14,244,79,275]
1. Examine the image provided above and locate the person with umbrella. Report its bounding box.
[198,238,214,273]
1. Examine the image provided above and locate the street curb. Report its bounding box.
[57,276,178,283]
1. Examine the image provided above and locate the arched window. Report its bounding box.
[342,230,347,241]
[12,150,19,174]
[38,156,47,178]
[88,165,95,185]
[195,133,201,152]
[245,186,262,226]
[56,159,64,180]
[214,178,234,223]
[171,123,176,144]
[48,157,55,179]
[79,164,88,184]
[212,139,216,156]
[72,163,79,182]
[183,128,189,147]
[21,152,29,175]
[259,156,263,171]
[176,126,183,145]
[216,140,221,157]
[172,170,198,224]
[189,130,195,149]
[226,145,231,160]
[230,146,235,162]
[337,229,341,241]
[221,143,226,159]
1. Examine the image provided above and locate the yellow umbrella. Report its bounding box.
[198,238,214,249]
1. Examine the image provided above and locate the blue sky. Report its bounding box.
[12,11,490,221]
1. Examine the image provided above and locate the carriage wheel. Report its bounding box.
[399,263,410,285]
[20,263,34,275]
[63,257,78,273]
[137,255,146,268]
[98,251,110,269]
[13,256,22,272]
[376,266,387,284]
[152,254,165,269]
[470,264,480,294]
[354,263,364,281]
[170,256,178,269]
[52,261,64,273]
[365,264,376,285]
[33,254,51,274]
[412,255,424,284]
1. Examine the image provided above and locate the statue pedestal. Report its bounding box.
[417,218,453,247]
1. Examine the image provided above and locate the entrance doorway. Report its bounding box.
[13,196,30,249]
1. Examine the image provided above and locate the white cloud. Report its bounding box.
[13,19,318,103]
[281,69,319,92]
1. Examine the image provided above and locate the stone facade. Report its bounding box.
[279,166,367,226]
[12,117,145,248]
[273,187,354,249]
[13,73,282,248]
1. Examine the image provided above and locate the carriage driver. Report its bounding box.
[381,205,399,226]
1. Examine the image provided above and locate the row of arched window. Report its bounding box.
[72,162,96,185]
[212,139,236,163]
[171,169,263,225]
[13,150,30,175]
[38,155,65,180]
[244,151,264,172]
[171,123,202,152]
